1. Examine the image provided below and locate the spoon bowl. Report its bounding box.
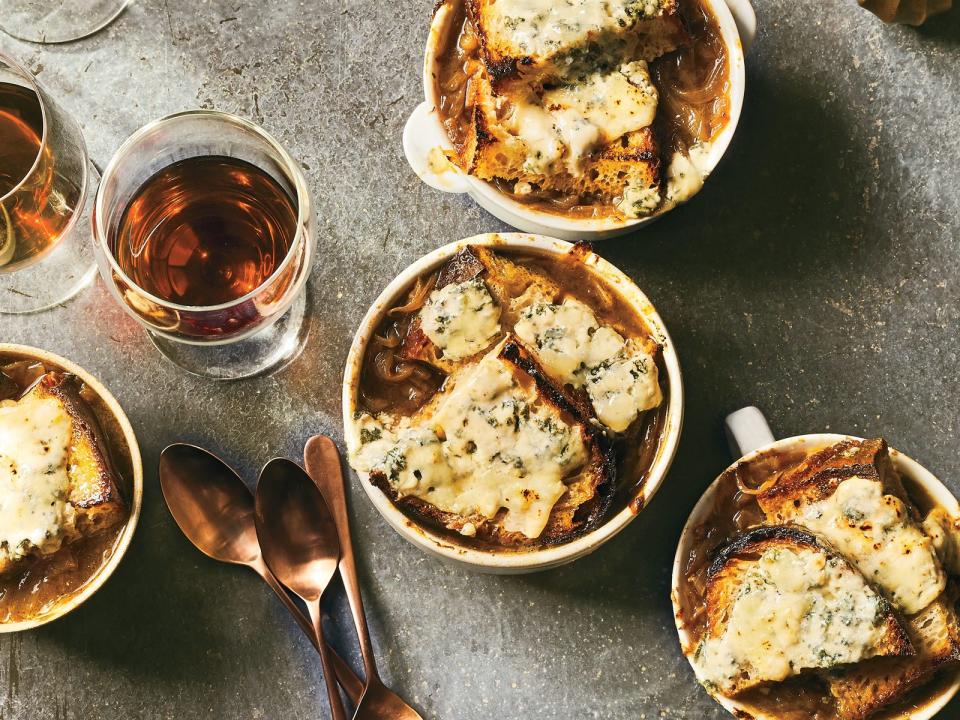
[159,444,261,566]
[254,458,342,602]
[255,457,347,720]
[159,444,364,708]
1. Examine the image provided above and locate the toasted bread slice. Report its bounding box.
[755,438,958,716]
[694,526,913,697]
[757,438,905,517]
[466,0,687,88]
[0,372,126,576]
[361,337,615,547]
[400,246,662,433]
[827,589,960,720]
[756,438,946,615]
[399,245,561,373]
[456,60,661,212]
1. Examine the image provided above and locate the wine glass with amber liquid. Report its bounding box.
[92,110,316,380]
[1,1,130,44]
[0,51,97,314]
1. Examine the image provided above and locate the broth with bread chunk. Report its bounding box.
[677,437,960,720]
[347,243,668,551]
[0,355,133,625]
[434,0,730,219]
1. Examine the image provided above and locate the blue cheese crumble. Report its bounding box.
[695,546,893,694]
[348,351,587,539]
[420,279,501,360]
[514,298,662,431]
[798,476,946,615]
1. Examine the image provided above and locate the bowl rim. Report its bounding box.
[341,232,684,571]
[670,432,960,720]
[0,344,144,632]
[418,0,748,234]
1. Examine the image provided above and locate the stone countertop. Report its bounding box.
[1,0,959,718]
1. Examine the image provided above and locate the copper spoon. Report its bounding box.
[255,458,348,720]
[304,435,424,720]
[158,444,364,705]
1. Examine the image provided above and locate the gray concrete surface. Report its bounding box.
[1,0,959,718]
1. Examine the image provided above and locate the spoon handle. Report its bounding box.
[304,435,379,681]
[253,561,365,705]
[308,601,349,720]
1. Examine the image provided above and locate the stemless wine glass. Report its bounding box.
[0,51,97,314]
[92,110,316,380]
[1,1,129,44]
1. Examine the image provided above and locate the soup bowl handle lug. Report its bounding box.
[402,101,470,194]
[722,0,758,53]
[724,406,775,459]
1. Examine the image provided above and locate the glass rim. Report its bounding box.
[93,109,313,313]
[0,50,50,205]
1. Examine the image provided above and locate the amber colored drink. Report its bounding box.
[0,81,78,271]
[0,83,42,196]
[111,155,298,308]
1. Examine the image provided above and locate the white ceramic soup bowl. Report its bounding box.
[0,344,143,632]
[342,232,684,573]
[671,409,960,719]
[403,0,757,241]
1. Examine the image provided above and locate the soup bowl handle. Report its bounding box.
[402,101,470,194]
[722,0,757,53]
[724,406,775,458]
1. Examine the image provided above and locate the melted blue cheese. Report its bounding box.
[617,181,662,218]
[799,476,946,615]
[420,279,501,360]
[514,298,662,431]
[0,393,73,567]
[348,352,587,539]
[508,61,658,177]
[694,547,892,694]
[487,0,667,61]
[665,142,712,206]
[924,508,960,576]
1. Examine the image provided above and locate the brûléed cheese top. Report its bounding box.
[420,279,501,360]
[798,476,946,615]
[350,349,587,539]
[694,546,894,694]
[505,61,658,177]
[484,0,669,60]
[515,297,661,432]
[0,392,73,568]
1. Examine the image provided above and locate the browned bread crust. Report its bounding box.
[827,589,960,720]
[704,526,914,697]
[0,373,126,576]
[754,438,960,717]
[454,62,662,205]
[756,438,907,521]
[464,0,688,89]
[33,373,126,535]
[370,337,616,547]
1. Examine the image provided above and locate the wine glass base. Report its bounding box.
[0,163,99,315]
[0,0,129,44]
[146,289,312,381]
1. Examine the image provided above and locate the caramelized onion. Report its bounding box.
[387,273,435,317]
[734,465,779,496]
